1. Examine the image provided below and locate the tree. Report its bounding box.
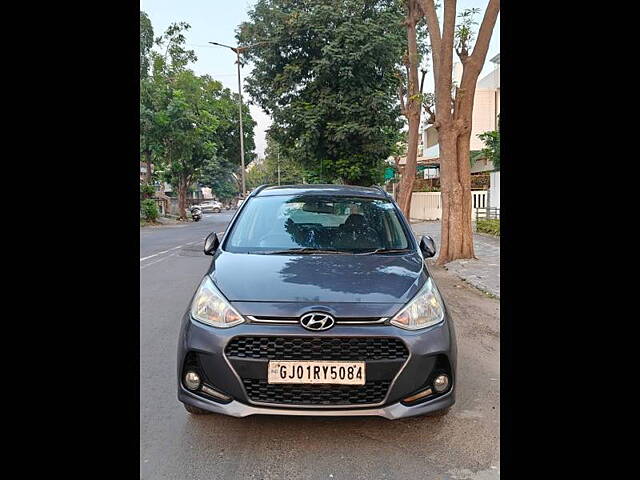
[395,0,429,216]
[140,11,156,184]
[140,17,257,218]
[160,72,229,219]
[147,23,214,219]
[478,118,500,170]
[199,157,240,202]
[246,134,306,189]
[140,11,154,79]
[416,0,499,265]
[238,0,407,185]
[140,18,199,191]
[198,87,256,201]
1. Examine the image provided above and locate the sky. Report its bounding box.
[140,0,500,158]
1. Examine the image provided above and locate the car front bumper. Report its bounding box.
[178,384,454,419]
[177,312,457,419]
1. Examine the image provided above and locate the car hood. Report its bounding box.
[210,251,428,304]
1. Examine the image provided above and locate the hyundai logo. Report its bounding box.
[299,312,335,331]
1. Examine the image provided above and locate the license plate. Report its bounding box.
[267,361,366,385]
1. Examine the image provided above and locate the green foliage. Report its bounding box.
[140,12,154,78]
[476,219,500,236]
[141,199,159,222]
[199,157,240,201]
[477,129,500,171]
[140,183,155,199]
[139,15,256,217]
[197,88,255,201]
[470,149,483,167]
[455,8,481,54]
[246,135,307,188]
[238,0,407,185]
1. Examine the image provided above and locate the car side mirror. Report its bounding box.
[419,235,437,258]
[204,232,220,256]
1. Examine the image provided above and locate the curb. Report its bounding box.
[473,231,500,241]
[443,265,500,299]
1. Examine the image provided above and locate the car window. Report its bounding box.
[224,195,410,253]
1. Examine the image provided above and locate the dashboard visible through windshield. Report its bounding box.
[224,195,411,253]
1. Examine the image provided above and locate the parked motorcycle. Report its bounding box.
[191,207,202,222]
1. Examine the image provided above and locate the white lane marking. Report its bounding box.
[140,246,182,262]
[140,253,176,270]
[139,240,200,262]
[140,238,204,270]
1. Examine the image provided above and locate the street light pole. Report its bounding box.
[209,40,270,198]
[235,48,246,196]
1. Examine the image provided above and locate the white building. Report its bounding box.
[418,53,500,206]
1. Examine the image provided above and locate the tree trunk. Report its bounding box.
[436,128,457,264]
[456,130,475,258]
[437,127,475,265]
[396,0,422,219]
[177,177,188,221]
[438,60,479,264]
[397,111,420,218]
[143,149,153,185]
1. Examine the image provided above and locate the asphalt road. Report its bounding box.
[140,213,500,480]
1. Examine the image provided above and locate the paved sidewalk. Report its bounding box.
[411,220,500,298]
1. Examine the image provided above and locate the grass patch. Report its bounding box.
[476,219,500,236]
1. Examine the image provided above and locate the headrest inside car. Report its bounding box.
[344,214,367,228]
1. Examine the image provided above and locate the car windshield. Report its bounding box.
[224,194,411,253]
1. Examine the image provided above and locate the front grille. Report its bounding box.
[248,316,386,325]
[242,378,391,405]
[225,336,409,361]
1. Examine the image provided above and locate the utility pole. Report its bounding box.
[209,40,269,197]
[235,48,246,196]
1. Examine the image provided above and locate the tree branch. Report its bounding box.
[418,0,442,83]
[398,86,407,116]
[455,47,469,63]
[453,89,461,116]
[469,0,500,66]
[419,68,428,95]
[433,0,457,122]
[424,104,436,125]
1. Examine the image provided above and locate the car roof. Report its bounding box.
[254,184,390,199]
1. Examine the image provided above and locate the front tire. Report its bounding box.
[183,403,211,415]
[213,208,221,213]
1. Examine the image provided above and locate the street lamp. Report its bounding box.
[208,41,269,197]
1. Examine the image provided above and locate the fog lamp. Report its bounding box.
[433,374,449,393]
[184,371,201,391]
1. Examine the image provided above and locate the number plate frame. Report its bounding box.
[267,360,366,385]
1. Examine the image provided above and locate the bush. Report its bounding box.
[140,183,155,199]
[141,199,159,222]
[476,219,500,236]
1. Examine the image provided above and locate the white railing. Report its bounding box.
[472,191,488,211]
[410,191,488,221]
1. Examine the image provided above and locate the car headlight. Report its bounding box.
[190,276,245,328]
[390,277,445,330]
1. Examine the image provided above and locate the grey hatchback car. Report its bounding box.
[177,184,456,419]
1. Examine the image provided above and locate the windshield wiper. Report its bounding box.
[354,248,412,255]
[252,247,352,255]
